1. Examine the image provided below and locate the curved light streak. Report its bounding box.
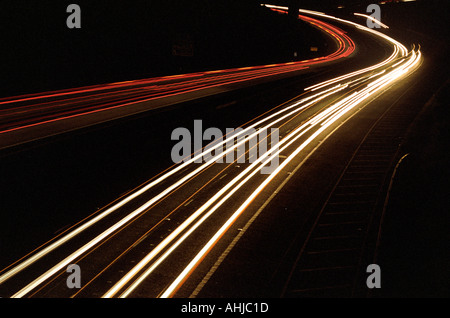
[0,13,355,290]
[1,5,422,298]
[353,13,390,29]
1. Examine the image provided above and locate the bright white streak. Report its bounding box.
[354,13,390,29]
[158,7,422,297]
[104,87,348,297]
[161,48,421,298]
[0,80,346,288]
[123,50,422,298]
[5,4,421,298]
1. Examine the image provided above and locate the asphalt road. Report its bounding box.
[0,4,445,299]
[0,13,354,151]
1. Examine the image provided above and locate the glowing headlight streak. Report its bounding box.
[160,123,333,298]
[110,49,422,298]
[103,88,350,297]
[305,46,401,92]
[2,5,421,298]
[262,4,325,16]
[0,73,351,290]
[307,91,359,126]
[261,4,408,92]
[2,78,349,298]
[0,10,356,287]
[107,126,312,297]
[353,13,389,29]
[112,8,421,297]
[160,48,421,298]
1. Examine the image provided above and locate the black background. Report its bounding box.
[1,0,331,97]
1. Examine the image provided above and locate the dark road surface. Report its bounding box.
[194,3,450,298]
[0,2,448,299]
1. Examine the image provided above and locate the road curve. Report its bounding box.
[0,14,353,151]
[0,7,421,298]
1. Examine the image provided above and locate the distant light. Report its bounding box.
[354,13,390,29]
[299,8,325,15]
[261,4,288,11]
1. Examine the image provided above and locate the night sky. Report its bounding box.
[1,0,330,97]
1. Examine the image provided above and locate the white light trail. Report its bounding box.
[160,46,421,298]
[0,5,357,288]
[0,79,346,289]
[354,13,390,29]
[111,47,422,298]
[2,5,422,298]
[157,8,422,297]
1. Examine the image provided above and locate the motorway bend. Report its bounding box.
[0,6,433,298]
[0,12,355,151]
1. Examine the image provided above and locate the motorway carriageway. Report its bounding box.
[0,7,421,298]
[0,13,354,150]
